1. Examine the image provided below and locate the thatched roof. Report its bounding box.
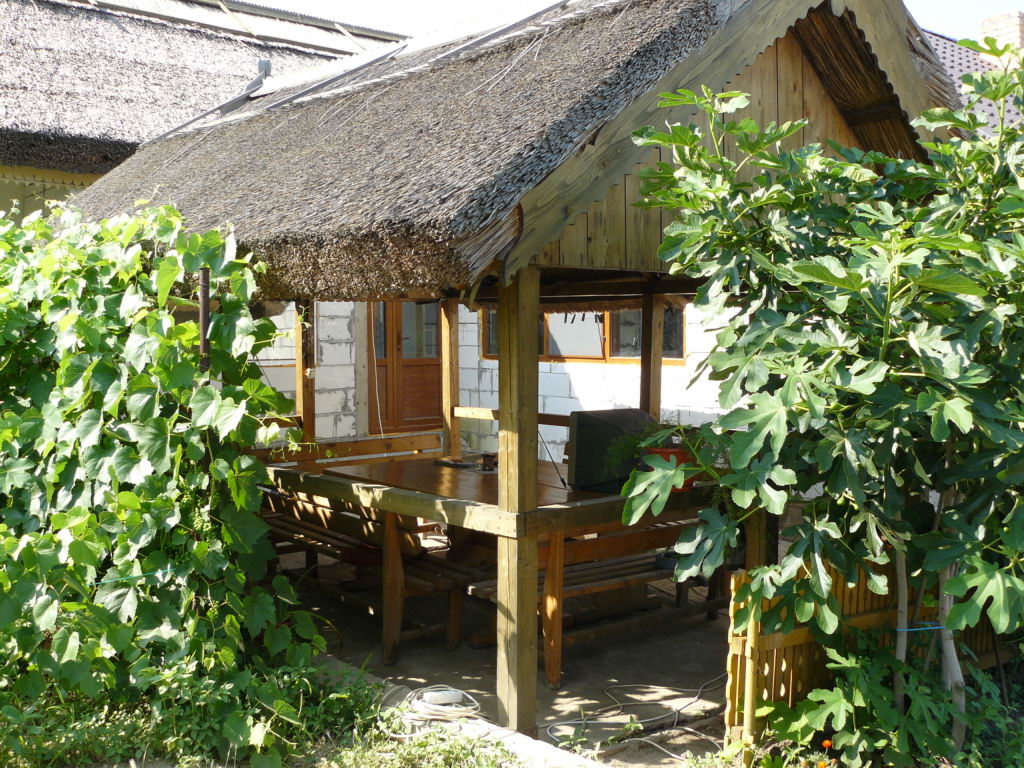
[0,0,362,174]
[75,0,956,302]
[924,31,1023,131]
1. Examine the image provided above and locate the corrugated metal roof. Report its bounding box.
[201,0,408,39]
[77,0,401,52]
[924,30,1022,131]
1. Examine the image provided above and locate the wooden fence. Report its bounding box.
[724,568,1002,744]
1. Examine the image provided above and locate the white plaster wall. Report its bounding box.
[256,301,362,441]
[457,305,725,458]
[255,301,726,453]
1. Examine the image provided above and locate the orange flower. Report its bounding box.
[817,762,828,768]
[822,739,833,749]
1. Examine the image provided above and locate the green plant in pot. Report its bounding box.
[609,422,709,493]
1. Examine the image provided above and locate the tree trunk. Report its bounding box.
[893,540,908,715]
[938,563,966,748]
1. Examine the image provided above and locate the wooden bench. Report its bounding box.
[262,486,484,664]
[466,509,728,688]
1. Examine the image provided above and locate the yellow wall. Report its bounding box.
[0,165,101,216]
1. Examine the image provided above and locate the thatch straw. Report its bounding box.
[0,0,336,174]
[73,0,958,301]
[75,0,725,299]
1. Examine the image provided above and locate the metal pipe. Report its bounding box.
[199,267,211,372]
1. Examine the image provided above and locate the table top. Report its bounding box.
[325,458,608,508]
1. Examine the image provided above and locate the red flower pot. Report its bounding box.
[644,446,697,492]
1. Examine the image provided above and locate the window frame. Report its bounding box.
[479,304,688,364]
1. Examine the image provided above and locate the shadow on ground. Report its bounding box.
[290,559,729,756]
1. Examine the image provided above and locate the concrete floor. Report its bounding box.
[292,559,730,756]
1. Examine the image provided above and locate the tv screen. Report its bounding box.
[567,408,657,493]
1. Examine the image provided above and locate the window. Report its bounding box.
[546,313,604,358]
[401,301,439,358]
[481,304,686,362]
[609,307,685,358]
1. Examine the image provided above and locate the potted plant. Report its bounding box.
[607,423,706,492]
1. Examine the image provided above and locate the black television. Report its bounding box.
[567,408,657,492]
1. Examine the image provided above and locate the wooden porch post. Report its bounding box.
[744,511,779,568]
[639,292,664,419]
[294,300,317,443]
[440,299,461,457]
[496,265,540,735]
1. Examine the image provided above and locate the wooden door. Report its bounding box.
[368,301,442,433]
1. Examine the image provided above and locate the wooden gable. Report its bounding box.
[534,31,860,274]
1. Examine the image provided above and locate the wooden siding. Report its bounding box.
[724,568,1002,744]
[535,31,859,274]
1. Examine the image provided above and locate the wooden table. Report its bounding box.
[326,458,599,506]
[266,457,714,720]
[268,458,639,538]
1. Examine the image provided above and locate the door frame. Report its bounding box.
[367,301,443,434]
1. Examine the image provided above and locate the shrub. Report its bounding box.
[0,203,363,765]
[624,38,1024,764]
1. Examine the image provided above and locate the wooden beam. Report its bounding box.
[741,603,762,762]
[267,466,519,537]
[841,100,905,127]
[440,299,461,458]
[294,300,317,443]
[453,406,570,428]
[496,536,540,733]
[639,293,664,419]
[268,466,711,540]
[254,432,441,464]
[496,265,540,735]
[474,276,703,301]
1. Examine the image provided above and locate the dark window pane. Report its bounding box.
[611,309,641,357]
[485,308,498,355]
[609,305,685,359]
[663,306,684,358]
[402,301,439,358]
[373,303,386,359]
[546,313,603,358]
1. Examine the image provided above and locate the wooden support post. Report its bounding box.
[496,265,540,735]
[496,535,539,732]
[543,532,565,689]
[382,511,404,665]
[305,549,319,581]
[744,510,779,569]
[198,267,210,372]
[294,300,317,444]
[741,604,762,765]
[639,293,664,419]
[446,588,463,650]
[441,299,461,458]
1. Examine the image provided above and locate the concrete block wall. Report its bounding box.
[456,304,724,459]
[255,301,360,441]
[254,301,726,453]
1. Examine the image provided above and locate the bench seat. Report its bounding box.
[467,553,673,602]
[262,488,486,664]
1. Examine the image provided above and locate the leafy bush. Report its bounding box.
[761,631,1024,768]
[1,664,380,766]
[0,203,365,765]
[325,723,519,768]
[624,37,1024,763]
